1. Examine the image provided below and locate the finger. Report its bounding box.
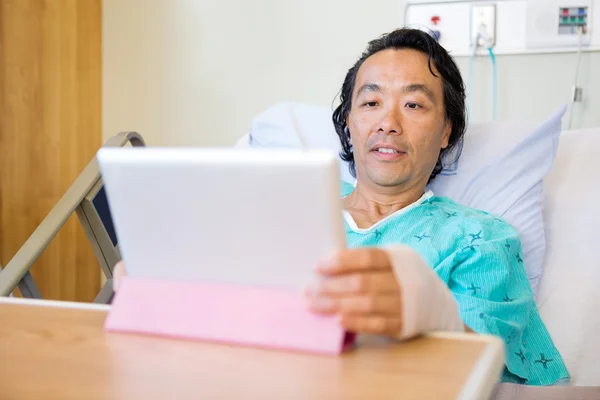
[308,272,399,296]
[306,294,402,315]
[317,248,392,276]
[339,314,403,336]
[112,261,126,292]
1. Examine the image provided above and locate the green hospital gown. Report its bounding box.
[341,182,569,386]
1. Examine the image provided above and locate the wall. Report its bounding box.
[0,0,103,301]
[102,0,407,146]
[456,51,599,129]
[103,0,599,148]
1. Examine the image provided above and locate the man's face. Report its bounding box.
[346,48,452,189]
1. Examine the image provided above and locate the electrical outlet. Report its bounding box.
[471,4,497,48]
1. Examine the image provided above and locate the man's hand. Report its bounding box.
[305,248,403,337]
[112,261,126,292]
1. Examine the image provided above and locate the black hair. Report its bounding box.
[332,28,466,183]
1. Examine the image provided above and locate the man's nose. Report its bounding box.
[377,108,402,135]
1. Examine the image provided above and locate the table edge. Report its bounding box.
[428,332,505,400]
[0,296,111,311]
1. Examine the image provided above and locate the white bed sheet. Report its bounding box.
[536,128,600,386]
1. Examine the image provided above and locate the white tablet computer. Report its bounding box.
[96,147,346,289]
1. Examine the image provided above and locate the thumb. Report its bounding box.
[112,261,127,292]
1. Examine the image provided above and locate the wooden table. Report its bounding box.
[0,297,505,399]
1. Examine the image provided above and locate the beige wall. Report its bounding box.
[102,0,407,147]
[454,51,600,130]
[103,0,600,148]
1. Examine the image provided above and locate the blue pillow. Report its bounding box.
[427,105,566,294]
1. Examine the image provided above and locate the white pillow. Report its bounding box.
[247,102,566,295]
[248,102,353,182]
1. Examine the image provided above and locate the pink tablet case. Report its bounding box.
[105,278,355,355]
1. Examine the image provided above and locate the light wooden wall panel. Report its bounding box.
[0,0,102,301]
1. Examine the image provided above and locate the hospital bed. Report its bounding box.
[0,131,145,303]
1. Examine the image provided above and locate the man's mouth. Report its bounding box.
[375,147,401,154]
[370,145,406,160]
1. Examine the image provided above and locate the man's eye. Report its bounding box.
[406,102,421,109]
[363,101,378,108]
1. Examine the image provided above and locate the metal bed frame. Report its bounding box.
[0,131,145,303]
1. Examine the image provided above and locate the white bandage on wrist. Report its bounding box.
[384,245,465,340]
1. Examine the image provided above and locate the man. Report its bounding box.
[303,28,568,386]
[115,28,568,386]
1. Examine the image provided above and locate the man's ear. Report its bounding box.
[345,116,352,145]
[441,120,452,149]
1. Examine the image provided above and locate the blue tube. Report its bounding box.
[488,47,498,121]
